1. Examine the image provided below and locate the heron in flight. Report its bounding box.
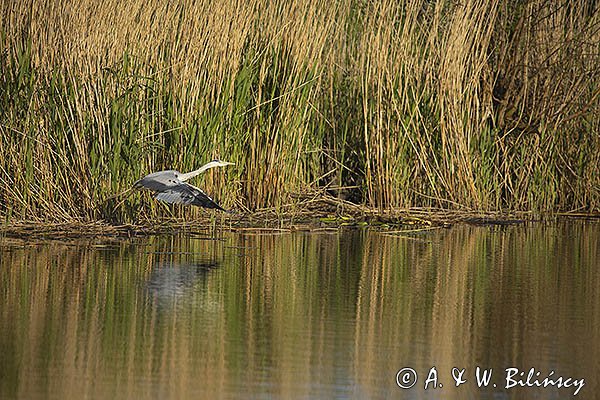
[134,159,234,211]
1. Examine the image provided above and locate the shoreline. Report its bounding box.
[1,205,598,241]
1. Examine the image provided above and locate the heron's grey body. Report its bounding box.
[134,160,234,211]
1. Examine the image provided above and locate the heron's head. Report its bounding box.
[208,159,235,168]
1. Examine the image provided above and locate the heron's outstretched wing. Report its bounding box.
[154,183,225,211]
[134,170,179,192]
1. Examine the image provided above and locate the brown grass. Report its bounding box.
[1,0,599,224]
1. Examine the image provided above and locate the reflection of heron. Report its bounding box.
[134,160,234,211]
[146,261,220,300]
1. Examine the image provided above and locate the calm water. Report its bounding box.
[0,222,599,399]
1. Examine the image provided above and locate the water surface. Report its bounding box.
[1,223,598,399]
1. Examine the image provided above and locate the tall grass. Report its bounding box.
[1,0,599,223]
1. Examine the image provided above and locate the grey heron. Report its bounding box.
[134,159,234,211]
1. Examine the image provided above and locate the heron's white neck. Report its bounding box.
[178,161,231,182]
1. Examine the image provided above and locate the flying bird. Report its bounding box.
[134,159,234,211]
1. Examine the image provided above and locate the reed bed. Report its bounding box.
[1,0,599,225]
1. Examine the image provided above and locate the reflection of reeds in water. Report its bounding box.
[351,223,600,397]
[0,237,229,399]
[0,225,599,398]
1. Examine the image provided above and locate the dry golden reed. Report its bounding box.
[1,0,599,223]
